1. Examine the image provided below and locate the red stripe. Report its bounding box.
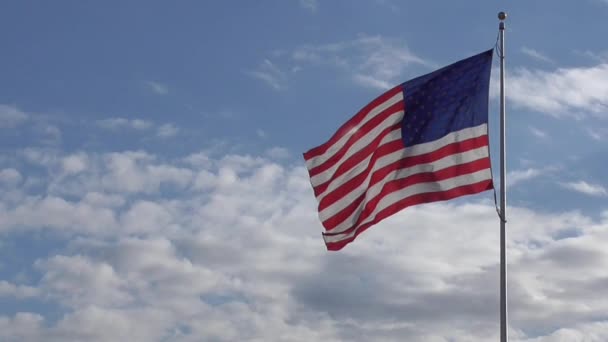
[324,179,494,251]
[317,135,490,211]
[303,86,403,160]
[322,158,492,231]
[307,101,404,177]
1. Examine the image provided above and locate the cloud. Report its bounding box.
[253,35,428,91]
[574,49,608,63]
[144,81,169,95]
[38,124,62,145]
[0,281,39,299]
[157,123,179,138]
[521,47,554,64]
[3,145,608,340]
[292,35,429,89]
[0,168,22,186]
[0,105,28,128]
[298,0,318,12]
[508,168,544,187]
[560,180,608,197]
[528,126,549,139]
[264,146,290,159]
[36,255,131,308]
[61,153,88,174]
[586,126,608,141]
[96,118,180,138]
[248,59,288,90]
[96,117,153,130]
[507,63,608,118]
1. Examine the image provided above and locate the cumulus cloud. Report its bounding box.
[1,146,608,341]
[61,153,88,174]
[507,63,608,118]
[0,281,39,299]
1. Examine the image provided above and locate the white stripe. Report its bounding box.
[399,123,488,158]
[323,168,493,244]
[319,145,490,224]
[315,123,487,201]
[310,110,404,187]
[305,92,404,170]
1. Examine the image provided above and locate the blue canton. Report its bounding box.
[400,49,493,146]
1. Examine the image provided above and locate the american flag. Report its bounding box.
[303,49,494,250]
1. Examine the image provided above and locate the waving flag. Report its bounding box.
[303,49,494,250]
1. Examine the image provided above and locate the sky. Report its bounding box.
[0,0,608,341]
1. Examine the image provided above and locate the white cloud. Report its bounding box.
[265,146,290,159]
[3,147,608,340]
[0,281,39,299]
[507,63,608,118]
[96,117,153,130]
[292,35,429,90]
[0,196,119,234]
[254,36,428,91]
[560,180,608,197]
[97,151,193,194]
[61,153,88,174]
[521,47,554,64]
[0,104,28,128]
[157,123,179,138]
[20,147,58,167]
[508,168,543,187]
[144,81,169,95]
[36,255,131,308]
[249,59,288,90]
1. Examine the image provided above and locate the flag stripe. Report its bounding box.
[322,179,493,250]
[314,137,404,200]
[323,168,493,241]
[321,158,492,233]
[312,127,403,197]
[312,123,488,198]
[318,143,490,222]
[304,90,404,169]
[315,131,489,209]
[308,105,404,183]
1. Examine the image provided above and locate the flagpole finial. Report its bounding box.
[498,12,507,21]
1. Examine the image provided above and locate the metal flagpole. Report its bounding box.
[498,11,508,342]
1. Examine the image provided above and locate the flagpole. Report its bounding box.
[498,11,508,342]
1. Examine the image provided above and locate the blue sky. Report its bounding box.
[1,1,608,341]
